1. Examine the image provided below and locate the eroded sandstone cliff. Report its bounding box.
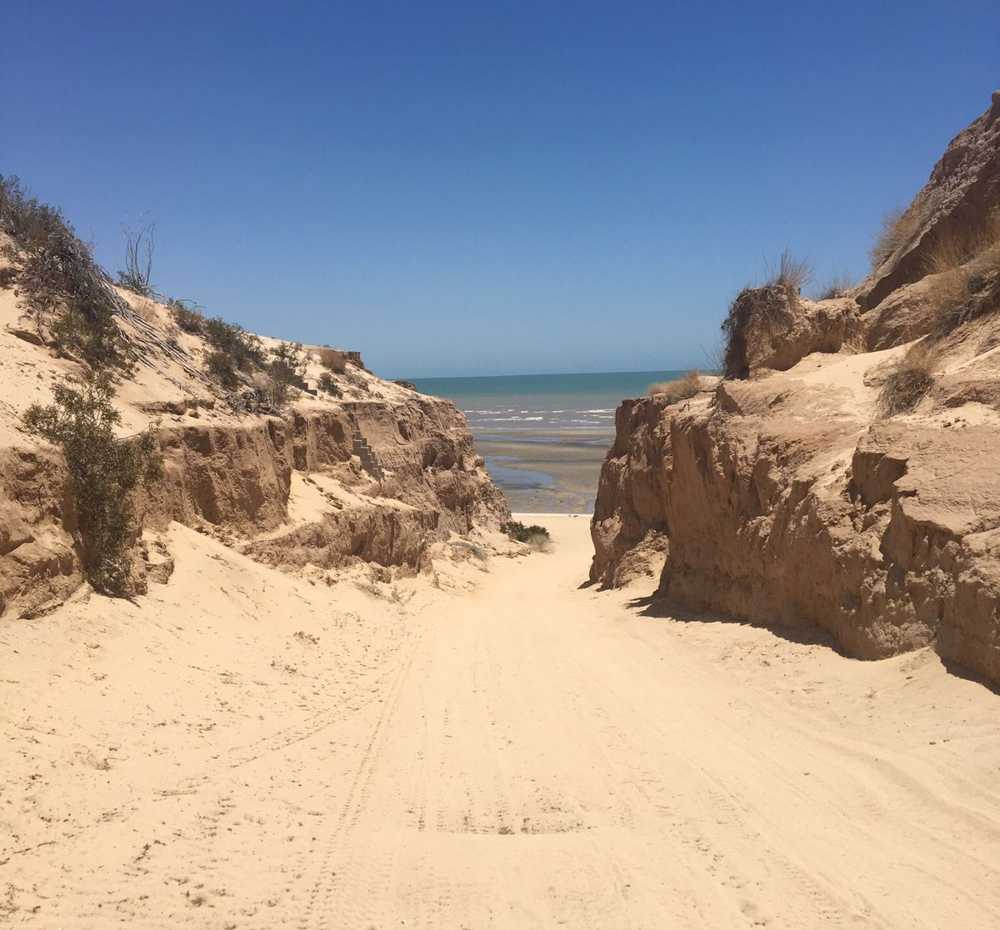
[0,256,508,618]
[592,93,1000,684]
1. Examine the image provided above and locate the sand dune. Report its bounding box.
[4,515,1000,927]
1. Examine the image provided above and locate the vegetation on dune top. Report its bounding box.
[0,175,133,372]
[647,370,701,403]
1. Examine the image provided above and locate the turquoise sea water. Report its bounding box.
[410,370,688,512]
[410,370,686,435]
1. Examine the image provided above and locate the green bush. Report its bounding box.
[204,316,264,371]
[0,175,132,372]
[269,341,306,404]
[23,372,162,594]
[503,521,551,549]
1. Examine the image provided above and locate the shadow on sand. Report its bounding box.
[623,592,1000,695]
[624,591,846,654]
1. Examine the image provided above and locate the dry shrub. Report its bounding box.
[766,250,812,292]
[871,205,924,269]
[318,372,341,396]
[816,275,854,300]
[925,210,1000,334]
[317,347,348,373]
[168,299,205,334]
[202,316,265,387]
[878,342,935,417]
[647,370,701,403]
[206,350,240,389]
[0,175,132,372]
[117,225,154,297]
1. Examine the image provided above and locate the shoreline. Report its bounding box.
[475,427,613,514]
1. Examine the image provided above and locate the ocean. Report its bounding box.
[410,370,685,513]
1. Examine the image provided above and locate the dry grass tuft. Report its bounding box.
[878,342,935,417]
[871,205,924,270]
[816,275,854,300]
[925,209,1000,334]
[767,250,812,292]
[647,370,701,403]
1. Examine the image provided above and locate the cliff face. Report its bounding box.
[592,94,1000,685]
[0,271,508,618]
[862,91,1000,310]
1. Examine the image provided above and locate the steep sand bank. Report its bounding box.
[4,516,1000,928]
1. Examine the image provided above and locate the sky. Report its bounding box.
[3,2,998,378]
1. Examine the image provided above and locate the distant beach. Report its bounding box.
[411,371,685,513]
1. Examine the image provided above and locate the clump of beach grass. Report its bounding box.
[766,250,812,292]
[878,341,935,417]
[871,205,924,270]
[647,370,701,403]
[816,275,854,300]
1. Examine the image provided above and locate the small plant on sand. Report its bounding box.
[503,521,551,551]
[318,371,342,396]
[202,316,265,387]
[0,175,132,372]
[878,341,935,417]
[647,370,701,403]
[168,298,205,334]
[206,350,240,389]
[117,225,155,297]
[269,341,307,404]
[23,372,162,594]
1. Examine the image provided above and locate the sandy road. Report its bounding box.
[5,516,1000,928]
[291,515,1000,930]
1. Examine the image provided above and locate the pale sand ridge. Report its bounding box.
[4,516,1000,927]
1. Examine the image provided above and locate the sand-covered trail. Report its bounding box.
[4,516,1000,928]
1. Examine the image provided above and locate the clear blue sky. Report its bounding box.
[3,1,998,377]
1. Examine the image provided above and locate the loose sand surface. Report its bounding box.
[4,516,1000,928]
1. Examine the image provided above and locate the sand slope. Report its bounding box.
[4,516,1000,927]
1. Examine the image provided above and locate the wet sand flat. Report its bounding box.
[477,428,612,513]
